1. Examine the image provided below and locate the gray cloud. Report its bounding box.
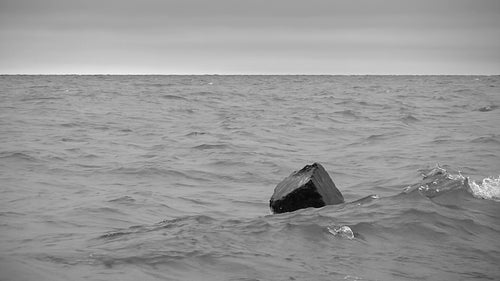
[1,0,499,74]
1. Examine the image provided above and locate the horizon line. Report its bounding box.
[1,73,499,76]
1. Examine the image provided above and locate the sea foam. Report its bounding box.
[469,176,500,201]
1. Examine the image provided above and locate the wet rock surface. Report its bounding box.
[270,163,345,214]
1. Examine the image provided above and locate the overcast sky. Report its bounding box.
[1,0,499,74]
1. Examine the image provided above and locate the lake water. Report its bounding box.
[1,75,499,280]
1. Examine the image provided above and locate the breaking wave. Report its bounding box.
[403,165,500,202]
[469,176,500,201]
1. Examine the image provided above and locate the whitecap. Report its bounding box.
[327,225,354,239]
[468,176,500,201]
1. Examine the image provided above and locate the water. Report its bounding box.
[0,75,499,280]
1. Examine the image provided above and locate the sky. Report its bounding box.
[0,0,499,75]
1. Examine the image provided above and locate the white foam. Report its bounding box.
[469,176,500,201]
[327,225,354,239]
[447,172,466,182]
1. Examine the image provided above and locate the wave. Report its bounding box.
[401,114,419,123]
[108,196,136,204]
[20,96,63,102]
[0,151,40,162]
[98,215,217,240]
[95,163,499,244]
[108,166,189,177]
[149,83,176,87]
[185,131,207,137]
[403,165,500,202]
[335,109,358,118]
[105,166,219,183]
[90,189,496,257]
[470,135,500,145]
[475,105,498,112]
[80,166,500,280]
[189,91,217,97]
[161,94,188,100]
[192,144,230,150]
[469,176,500,201]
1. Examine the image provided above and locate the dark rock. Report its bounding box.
[270,163,344,214]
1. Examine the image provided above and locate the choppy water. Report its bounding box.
[1,75,499,281]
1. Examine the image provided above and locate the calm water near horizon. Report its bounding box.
[1,75,499,280]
